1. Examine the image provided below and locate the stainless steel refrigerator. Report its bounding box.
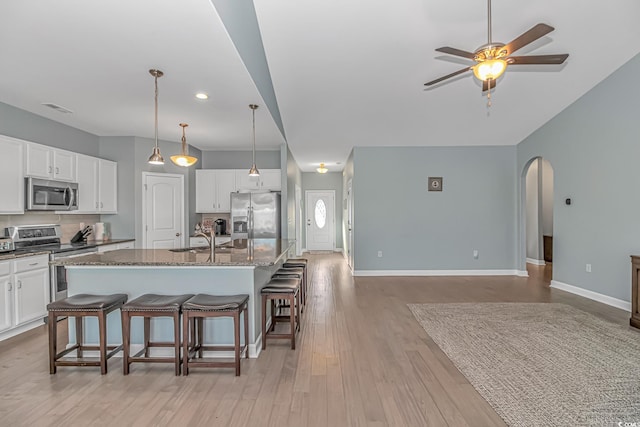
[231,192,281,240]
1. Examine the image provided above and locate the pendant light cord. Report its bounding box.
[487,0,492,44]
[154,73,159,150]
[252,107,256,165]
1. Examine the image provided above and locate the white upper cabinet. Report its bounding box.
[25,142,76,182]
[259,169,282,191]
[98,159,117,213]
[196,170,236,213]
[75,154,99,213]
[236,169,281,191]
[0,135,25,214]
[65,155,117,214]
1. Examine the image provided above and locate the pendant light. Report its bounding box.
[248,104,260,177]
[317,163,328,174]
[170,123,198,167]
[147,69,164,165]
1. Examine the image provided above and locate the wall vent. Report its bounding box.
[41,103,73,114]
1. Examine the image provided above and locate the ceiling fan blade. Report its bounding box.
[435,47,476,60]
[424,67,472,86]
[482,79,496,92]
[501,23,555,56]
[508,54,569,65]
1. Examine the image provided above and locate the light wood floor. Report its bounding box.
[0,255,631,426]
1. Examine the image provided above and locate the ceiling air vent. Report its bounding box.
[41,103,73,114]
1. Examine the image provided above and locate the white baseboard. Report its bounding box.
[516,270,529,277]
[353,269,521,277]
[526,258,546,266]
[550,280,631,312]
[0,317,45,342]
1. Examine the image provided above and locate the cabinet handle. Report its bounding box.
[29,262,39,266]
[56,167,60,174]
[96,202,99,209]
[48,166,52,174]
[17,280,21,289]
[175,232,181,237]
[100,202,103,208]
[7,283,11,291]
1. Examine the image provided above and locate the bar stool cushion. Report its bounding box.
[277,266,304,273]
[262,278,300,294]
[122,294,194,312]
[285,258,307,265]
[47,293,128,312]
[183,294,249,311]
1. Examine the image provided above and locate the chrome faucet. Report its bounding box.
[195,231,215,261]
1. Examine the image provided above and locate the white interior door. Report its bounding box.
[306,190,335,251]
[143,173,184,249]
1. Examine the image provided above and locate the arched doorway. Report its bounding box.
[523,157,554,284]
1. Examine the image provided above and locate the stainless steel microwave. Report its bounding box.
[25,177,78,211]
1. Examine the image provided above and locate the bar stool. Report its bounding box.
[272,266,305,314]
[283,258,308,306]
[121,293,194,376]
[261,277,301,350]
[182,294,249,376]
[47,293,128,375]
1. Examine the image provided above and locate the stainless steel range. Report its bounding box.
[6,224,98,302]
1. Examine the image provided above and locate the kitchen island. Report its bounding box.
[53,239,295,358]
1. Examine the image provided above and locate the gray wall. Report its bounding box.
[301,172,343,249]
[517,53,640,302]
[541,159,554,237]
[282,144,302,240]
[200,150,280,169]
[0,101,99,155]
[353,146,517,271]
[342,150,354,264]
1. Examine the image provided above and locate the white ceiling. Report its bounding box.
[2,0,640,172]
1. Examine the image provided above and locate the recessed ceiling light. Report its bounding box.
[195,93,209,100]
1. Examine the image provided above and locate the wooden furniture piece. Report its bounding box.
[181,294,249,376]
[121,293,194,376]
[631,256,640,329]
[272,266,306,314]
[284,258,308,306]
[47,293,127,374]
[261,277,301,350]
[543,235,553,263]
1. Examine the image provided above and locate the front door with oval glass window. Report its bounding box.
[305,190,335,251]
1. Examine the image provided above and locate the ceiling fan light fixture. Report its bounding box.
[170,123,198,167]
[473,58,507,81]
[317,163,328,174]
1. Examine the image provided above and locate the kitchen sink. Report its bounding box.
[169,245,230,253]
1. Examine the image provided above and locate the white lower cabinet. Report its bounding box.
[0,254,50,341]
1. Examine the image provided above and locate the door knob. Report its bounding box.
[175,232,181,237]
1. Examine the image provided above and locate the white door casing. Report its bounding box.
[142,173,184,249]
[347,179,354,269]
[295,185,302,256]
[305,190,335,251]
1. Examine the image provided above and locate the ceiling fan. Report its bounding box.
[424,0,569,93]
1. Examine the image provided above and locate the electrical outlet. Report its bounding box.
[586,264,592,273]
[473,249,479,259]
[377,251,383,258]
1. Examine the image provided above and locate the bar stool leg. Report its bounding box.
[261,294,267,350]
[122,311,131,375]
[48,312,57,374]
[98,311,108,375]
[143,317,151,357]
[197,318,204,358]
[244,304,249,359]
[75,317,83,358]
[173,312,181,376]
[182,312,190,376]
[234,311,240,376]
[289,294,296,350]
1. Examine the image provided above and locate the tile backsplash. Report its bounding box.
[0,213,101,242]
[196,213,230,235]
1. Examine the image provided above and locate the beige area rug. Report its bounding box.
[408,303,640,427]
